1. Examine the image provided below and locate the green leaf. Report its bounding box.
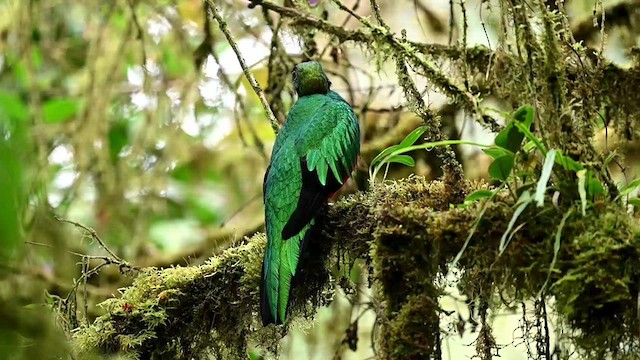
[494,123,524,153]
[31,46,43,70]
[0,92,28,122]
[494,105,535,153]
[163,48,193,79]
[482,147,511,159]
[499,191,532,255]
[595,112,606,128]
[371,127,425,170]
[538,208,573,297]
[489,154,514,181]
[464,189,494,203]
[0,110,27,260]
[171,164,193,182]
[188,196,219,224]
[249,350,264,360]
[108,120,129,162]
[386,154,415,167]
[577,169,587,216]
[43,98,79,123]
[12,59,29,86]
[370,145,399,168]
[513,105,534,128]
[586,172,605,197]
[399,126,426,148]
[619,178,640,197]
[535,149,556,207]
[629,197,640,207]
[554,151,583,171]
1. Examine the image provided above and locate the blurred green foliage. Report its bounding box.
[0,0,639,358]
[0,93,26,259]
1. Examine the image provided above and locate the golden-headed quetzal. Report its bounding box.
[260,61,360,325]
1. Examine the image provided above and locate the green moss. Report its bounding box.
[354,176,639,358]
[70,176,640,359]
[552,213,640,358]
[72,239,266,359]
[381,294,440,359]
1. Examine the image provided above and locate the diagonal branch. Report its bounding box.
[206,1,280,134]
[250,0,502,132]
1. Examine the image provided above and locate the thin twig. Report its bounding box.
[206,1,280,135]
[207,21,268,159]
[54,215,123,263]
[368,0,386,28]
[327,0,496,130]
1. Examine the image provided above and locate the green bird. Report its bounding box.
[260,61,360,325]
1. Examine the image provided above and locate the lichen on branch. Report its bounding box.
[71,176,640,359]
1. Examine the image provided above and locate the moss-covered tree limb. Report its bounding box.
[71,176,640,359]
[68,2,640,358]
[248,0,640,152]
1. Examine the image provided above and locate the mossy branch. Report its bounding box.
[246,0,640,148]
[71,177,640,359]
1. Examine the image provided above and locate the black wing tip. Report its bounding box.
[281,223,298,241]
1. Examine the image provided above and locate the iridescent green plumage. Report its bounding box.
[260,62,360,325]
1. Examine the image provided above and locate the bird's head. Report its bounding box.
[292,61,331,97]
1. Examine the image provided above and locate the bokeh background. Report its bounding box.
[1,0,638,358]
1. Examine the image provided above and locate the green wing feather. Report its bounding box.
[262,92,360,325]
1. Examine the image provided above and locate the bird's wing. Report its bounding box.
[280,100,360,240]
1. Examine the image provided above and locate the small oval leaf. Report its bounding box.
[464,189,494,203]
[513,105,534,127]
[489,154,514,181]
[387,154,415,167]
[494,123,524,153]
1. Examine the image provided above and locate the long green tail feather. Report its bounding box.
[262,222,312,324]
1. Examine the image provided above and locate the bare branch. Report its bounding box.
[206,1,280,134]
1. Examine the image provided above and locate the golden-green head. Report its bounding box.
[292,61,331,97]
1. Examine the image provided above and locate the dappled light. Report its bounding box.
[1,0,640,359]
